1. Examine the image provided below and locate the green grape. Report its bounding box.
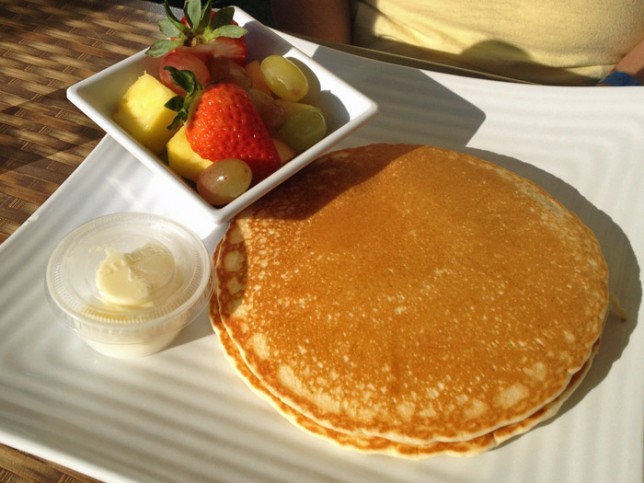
[196,158,252,206]
[260,55,309,102]
[278,108,327,152]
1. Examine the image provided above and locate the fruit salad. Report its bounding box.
[113,0,327,206]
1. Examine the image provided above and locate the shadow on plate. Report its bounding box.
[310,46,488,151]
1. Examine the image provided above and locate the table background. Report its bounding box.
[0,0,165,243]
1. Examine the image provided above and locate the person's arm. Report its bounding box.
[271,0,352,44]
[600,37,644,85]
[615,38,644,82]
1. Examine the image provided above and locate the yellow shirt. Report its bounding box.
[351,0,644,85]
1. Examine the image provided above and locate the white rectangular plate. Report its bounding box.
[1,33,642,483]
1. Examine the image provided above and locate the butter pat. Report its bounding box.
[46,213,213,358]
[96,242,177,307]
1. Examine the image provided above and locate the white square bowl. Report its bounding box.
[67,8,378,224]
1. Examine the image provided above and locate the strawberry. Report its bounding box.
[177,9,247,65]
[179,37,247,65]
[165,67,280,182]
[159,50,211,94]
[147,0,247,65]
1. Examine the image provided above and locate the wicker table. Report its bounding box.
[0,0,165,479]
[0,0,167,243]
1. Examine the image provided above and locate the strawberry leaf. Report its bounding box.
[196,0,214,33]
[165,66,196,93]
[184,0,202,29]
[210,6,235,29]
[146,38,183,57]
[202,6,246,41]
[147,0,246,57]
[204,24,247,42]
[161,0,184,30]
[165,95,185,113]
[159,17,184,38]
[163,67,203,130]
[147,0,186,57]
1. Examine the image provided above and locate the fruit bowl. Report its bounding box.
[66,7,378,223]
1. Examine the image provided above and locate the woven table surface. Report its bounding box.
[0,0,163,245]
[0,0,163,480]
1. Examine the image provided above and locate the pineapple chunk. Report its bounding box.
[272,137,297,164]
[167,126,212,181]
[245,60,272,96]
[113,73,177,154]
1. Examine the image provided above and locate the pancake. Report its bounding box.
[211,285,599,457]
[211,144,608,453]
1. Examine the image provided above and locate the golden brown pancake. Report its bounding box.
[211,289,598,457]
[211,144,608,453]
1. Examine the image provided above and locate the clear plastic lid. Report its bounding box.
[46,212,213,347]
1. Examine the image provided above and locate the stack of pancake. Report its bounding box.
[210,144,608,457]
